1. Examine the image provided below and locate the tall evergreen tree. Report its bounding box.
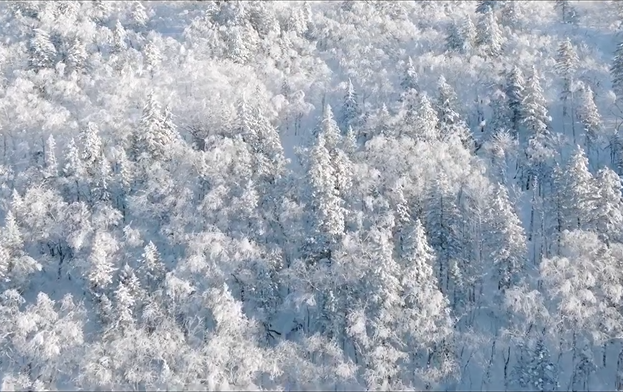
[576,85,602,153]
[445,20,464,53]
[29,29,57,71]
[475,9,503,58]
[488,183,526,292]
[560,145,598,230]
[400,57,419,93]
[594,167,623,244]
[555,0,579,25]
[522,66,550,139]
[611,40,623,104]
[504,66,526,137]
[306,133,345,262]
[555,38,579,113]
[340,79,361,130]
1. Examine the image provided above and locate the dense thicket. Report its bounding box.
[0,1,621,390]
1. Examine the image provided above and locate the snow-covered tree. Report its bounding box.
[87,231,117,291]
[522,66,550,138]
[556,38,579,110]
[560,146,598,230]
[340,79,361,130]
[43,135,58,179]
[488,183,526,291]
[576,84,602,152]
[555,0,579,25]
[306,133,345,261]
[401,56,419,93]
[475,9,503,58]
[505,65,526,135]
[594,167,623,244]
[29,29,57,71]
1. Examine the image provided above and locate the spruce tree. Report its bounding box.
[576,85,602,153]
[594,167,623,244]
[611,40,623,103]
[505,66,526,136]
[555,38,579,110]
[341,79,361,130]
[475,9,503,58]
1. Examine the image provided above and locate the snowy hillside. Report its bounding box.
[0,0,623,390]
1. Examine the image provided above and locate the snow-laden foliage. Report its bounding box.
[0,1,621,390]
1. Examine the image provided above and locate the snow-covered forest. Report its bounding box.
[2,0,623,390]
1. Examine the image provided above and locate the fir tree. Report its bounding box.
[400,57,419,92]
[521,66,550,138]
[555,0,579,25]
[500,0,518,28]
[505,66,526,136]
[43,135,58,179]
[341,79,361,130]
[555,38,579,109]
[475,9,503,58]
[29,29,57,71]
[445,20,464,53]
[488,183,526,291]
[594,167,623,244]
[475,0,497,14]
[306,133,345,261]
[561,145,598,230]
[576,85,602,153]
[611,40,623,104]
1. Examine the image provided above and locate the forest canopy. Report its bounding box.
[0,1,622,391]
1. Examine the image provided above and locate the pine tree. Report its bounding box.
[67,38,88,74]
[475,9,503,58]
[436,77,472,147]
[131,1,149,30]
[424,172,462,296]
[521,66,550,138]
[134,93,175,161]
[571,347,596,391]
[521,67,553,189]
[445,20,464,53]
[555,0,579,25]
[88,231,117,291]
[94,156,112,202]
[3,211,23,257]
[306,133,345,261]
[80,122,103,176]
[29,29,57,71]
[63,138,86,201]
[343,125,358,154]
[461,16,477,53]
[475,0,497,14]
[505,66,526,136]
[114,279,136,329]
[112,20,127,53]
[143,40,161,78]
[319,104,342,152]
[139,241,166,289]
[594,167,623,244]
[488,183,526,291]
[488,88,513,135]
[576,85,602,152]
[526,337,559,392]
[555,38,579,109]
[341,79,361,130]
[43,135,57,179]
[500,0,518,28]
[561,145,598,230]
[407,94,439,143]
[400,57,419,92]
[612,41,623,104]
